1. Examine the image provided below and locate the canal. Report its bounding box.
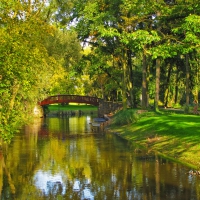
[0,115,200,200]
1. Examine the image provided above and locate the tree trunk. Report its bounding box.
[154,58,161,111]
[185,54,190,108]
[121,51,128,110]
[142,52,148,109]
[147,60,150,108]
[6,80,20,121]
[194,56,199,102]
[127,49,134,108]
[164,62,173,107]
[174,70,179,104]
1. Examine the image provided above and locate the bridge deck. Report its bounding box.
[39,95,100,106]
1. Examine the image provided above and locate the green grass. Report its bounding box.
[110,110,200,169]
[47,103,98,111]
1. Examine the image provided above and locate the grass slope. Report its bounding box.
[111,110,200,169]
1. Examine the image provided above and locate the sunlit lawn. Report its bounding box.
[111,111,200,168]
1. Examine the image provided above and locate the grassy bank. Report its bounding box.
[48,104,98,112]
[110,109,200,169]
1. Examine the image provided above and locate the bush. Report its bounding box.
[112,109,139,126]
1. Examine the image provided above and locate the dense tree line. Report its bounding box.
[0,0,199,142]
[54,0,200,110]
[0,0,81,142]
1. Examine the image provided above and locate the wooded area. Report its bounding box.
[0,0,199,142]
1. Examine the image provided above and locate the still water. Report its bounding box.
[0,115,200,200]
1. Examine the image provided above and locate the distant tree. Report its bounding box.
[44,29,82,95]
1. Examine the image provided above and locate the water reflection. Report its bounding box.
[0,116,200,200]
[34,170,66,195]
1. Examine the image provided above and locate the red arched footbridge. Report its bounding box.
[38,94,122,117]
[38,95,100,106]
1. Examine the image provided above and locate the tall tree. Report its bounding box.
[154,59,161,111]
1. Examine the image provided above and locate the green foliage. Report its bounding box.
[0,0,84,142]
[172,103,182,109]
[0,2,50,142]
[121,30,161,50]
[172,14,200,54]
[112,109,139,126]
[65,0,200,111]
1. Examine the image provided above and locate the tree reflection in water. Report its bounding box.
[0,116,200,200]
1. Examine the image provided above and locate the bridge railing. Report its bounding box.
[39,95,100,106]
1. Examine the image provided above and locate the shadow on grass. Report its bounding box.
[112,110,200,167]
[135,113,200,138]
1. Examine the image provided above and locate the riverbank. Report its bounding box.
[109,110,200,169]
[45,104,98,116]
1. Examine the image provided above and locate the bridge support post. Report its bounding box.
[41,105,50,117]
[98,99,104,117]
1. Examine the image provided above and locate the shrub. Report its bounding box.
[112,109,139,126]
